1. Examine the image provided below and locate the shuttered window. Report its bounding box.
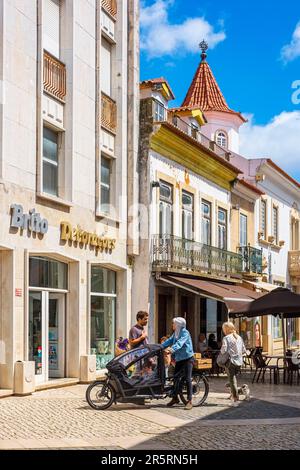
[101,39,112,96]
[43,0,60,58]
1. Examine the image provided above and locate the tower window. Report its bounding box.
[216,130,228,149]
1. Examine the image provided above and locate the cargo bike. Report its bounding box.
[86,344,210,410]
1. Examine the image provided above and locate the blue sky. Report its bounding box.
[140,0,300,180]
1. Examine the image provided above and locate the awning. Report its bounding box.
[160,276,262,313]
[243,280,278,292]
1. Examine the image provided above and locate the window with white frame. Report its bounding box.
[43,0,61,58]
[153,100,165,122]
[272,206,279,244]
[218,208,227,250]
[216,130,228,149]
[239,213,248,246]
[159,181,173,236]
[260,199,267,239]
[100,156,111,213]
[182,191,194,240]
[101,38,112,97]
[43,127,59,196]
[201,200,212,245]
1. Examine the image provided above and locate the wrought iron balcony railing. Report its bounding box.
[43,50,66,102]
[101,92,117,134]
[237,245,263,275]
[101,0,117,18]
[152,235,243,277]
[288,250,300,276]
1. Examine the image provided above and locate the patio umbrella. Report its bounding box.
[229,288,300,355]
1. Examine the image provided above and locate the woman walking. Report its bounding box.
[162,317,194,410]
[220,322,250,405]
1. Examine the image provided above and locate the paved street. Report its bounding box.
[0,373,300,450]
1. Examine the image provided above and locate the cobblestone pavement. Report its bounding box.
[0,374,300,450]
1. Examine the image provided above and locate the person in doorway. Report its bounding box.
[129,311,149,349]
[221,321,250,405]
[162,317,194,410]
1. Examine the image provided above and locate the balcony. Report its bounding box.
[152,235,243,278]
[154,105,231,162]
[101,0,117,18]
[237,245,263,276]
[43,50,66,102]
[289,251,300,277]
[101,92,117,134]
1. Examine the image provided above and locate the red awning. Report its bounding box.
[160,276,262,313]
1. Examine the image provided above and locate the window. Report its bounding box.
[239,214,248,246]
[43,0,60,58]
[154,100,165,122]
[201,200,211,245]
[182,191,194,240]
[272,206,279,244]
[218,208,227,250]
[159,181,173,236]
[29,256,68,290]
[90,267,116,370]
[190,123,199,140]
[216,131,227,149]
[101,39,112,96]
[100,156,111,213]
[43,127,59,196]
[260,199,267,239]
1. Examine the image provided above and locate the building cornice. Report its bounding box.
[150,123,240,191]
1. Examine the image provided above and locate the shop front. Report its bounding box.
[154,275,258,350]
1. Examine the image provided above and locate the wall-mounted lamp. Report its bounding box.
[151,181,161,189]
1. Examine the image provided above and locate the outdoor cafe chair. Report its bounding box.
[285,355,300,385]
[252,352,280,384]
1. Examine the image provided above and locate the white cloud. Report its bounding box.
[240,111,300,173]
[140,0,226,58]
[281,21,300,63]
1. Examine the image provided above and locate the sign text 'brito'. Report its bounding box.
[10,204,49,235]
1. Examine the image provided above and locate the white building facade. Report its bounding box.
[0,0,140,393]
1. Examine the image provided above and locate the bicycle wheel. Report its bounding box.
[179,373,209,407]
[86,381,115,410]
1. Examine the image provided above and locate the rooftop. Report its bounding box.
[181,41,246,122]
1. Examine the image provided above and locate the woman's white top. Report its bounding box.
[221,333,246,367]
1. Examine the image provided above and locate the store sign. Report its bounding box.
[10,204,48,235]
[60,222,116,251]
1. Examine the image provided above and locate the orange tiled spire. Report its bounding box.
[182,40,244,119]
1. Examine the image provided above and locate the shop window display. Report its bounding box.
[90,267,116,369]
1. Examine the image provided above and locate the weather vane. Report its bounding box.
[199,40,208,61]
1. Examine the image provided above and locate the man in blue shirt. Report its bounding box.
[162,317,194,410]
